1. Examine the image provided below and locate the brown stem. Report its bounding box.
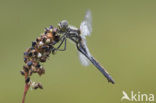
[22,73,30,103]
[22,83,30,103]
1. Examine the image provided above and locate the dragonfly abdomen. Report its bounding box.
[89,57,115,84]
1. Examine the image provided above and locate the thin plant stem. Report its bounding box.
[22,74,30,103]
[22,83,30,103]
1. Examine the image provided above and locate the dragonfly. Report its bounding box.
[21,10,115,103]
[53,10,115,84]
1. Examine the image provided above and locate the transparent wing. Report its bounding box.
[80,10,92,37]
[78,10,92,66]
[78,51,90,66]
[78,36,92,66]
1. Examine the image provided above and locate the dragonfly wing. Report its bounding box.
[78,51,90,66]
[78,10,92,66]
[78,36,92,66]
[80,10,92,37]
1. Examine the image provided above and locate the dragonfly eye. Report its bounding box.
[58,20,68,32]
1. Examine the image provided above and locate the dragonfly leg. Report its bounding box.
[57,38,66,51]
[52,37,66,53]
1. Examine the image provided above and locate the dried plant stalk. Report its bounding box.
[21,26,60,103]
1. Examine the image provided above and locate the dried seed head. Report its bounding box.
[21,26,59,92]
[20,70,25,76]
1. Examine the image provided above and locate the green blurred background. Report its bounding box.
[0,0,156,103]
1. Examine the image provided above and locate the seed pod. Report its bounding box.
[32,41,36,47]
[30,47,35,50]
[28,52,33,57]
[20,70,25,76]
[25,77,30,83]
[29,69,33,76]
[36,63,41,68]
[38,83,43,89]
[47,33,53,38]
[24,52,28,56]
[52,28,57,35]
[37,53,42,58]
[27,61,33,67]
[37,67,45,75]
[36,37,41,42]
[39,41,44,46]
[24,58,27,63]
[46,39,50,44]
[34,86,38,89]
[34,51,38,56]
[42,46,47,50]
[31,66,36,72]
[49,25,53,29]
[40,57,46,62]
[23,65,29,72]
[42,37,46,43]
[44,28,49,32]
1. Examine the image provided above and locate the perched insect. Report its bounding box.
[55,10,115,84]
[21,10,115,103]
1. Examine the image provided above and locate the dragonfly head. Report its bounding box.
[58,20,68,32]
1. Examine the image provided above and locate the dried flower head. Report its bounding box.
[21,26,60,103]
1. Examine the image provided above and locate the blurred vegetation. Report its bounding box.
[0,0,156,103]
